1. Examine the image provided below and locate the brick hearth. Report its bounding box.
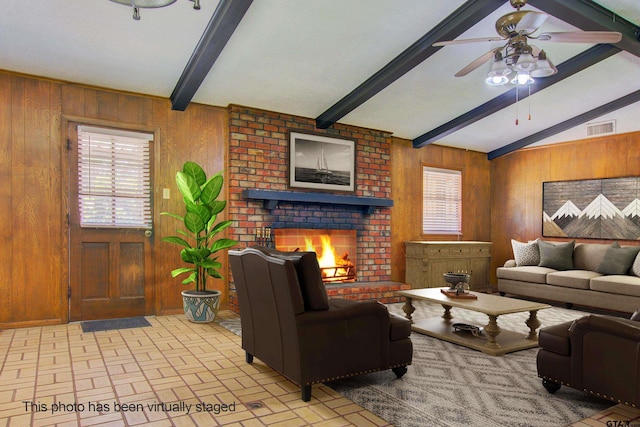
[325,281,411,304]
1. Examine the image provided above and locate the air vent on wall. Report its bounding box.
[586,120,616,137]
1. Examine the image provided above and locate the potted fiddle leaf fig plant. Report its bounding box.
[161,161,237,323]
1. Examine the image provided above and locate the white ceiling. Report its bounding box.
[2,0,640,156]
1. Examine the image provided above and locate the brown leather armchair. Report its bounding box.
[537,314,640,408]
[229,246,413,401]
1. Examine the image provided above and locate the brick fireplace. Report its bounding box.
[226,105,409,311]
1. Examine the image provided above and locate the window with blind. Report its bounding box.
[77,126,153,229]
[422,166,462,235]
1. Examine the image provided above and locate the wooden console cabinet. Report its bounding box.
[405,241,492,291]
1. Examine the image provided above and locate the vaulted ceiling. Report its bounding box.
[3,0,640,158]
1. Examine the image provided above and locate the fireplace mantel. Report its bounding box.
[242,189,393,214]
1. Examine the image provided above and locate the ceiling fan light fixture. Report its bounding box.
[488,52,512,77]
[511,71,534,85]
[514,52,536,71]
[486,75,510,86]
[486,52,511,85]
[530,50,557,77]
[109,0,196,20]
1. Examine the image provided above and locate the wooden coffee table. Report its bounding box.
[397,288,551,356]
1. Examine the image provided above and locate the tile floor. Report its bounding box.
[0,311,637,427]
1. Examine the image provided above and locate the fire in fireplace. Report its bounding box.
[305,235,355,283]
[275,229,356,284]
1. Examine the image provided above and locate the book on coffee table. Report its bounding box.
[440,289,478,299]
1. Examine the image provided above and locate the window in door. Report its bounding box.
[77,126,153,229]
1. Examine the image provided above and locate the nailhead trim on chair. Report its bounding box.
[542,375,636,408]
[304,363,410,386]
[582,388,636,408]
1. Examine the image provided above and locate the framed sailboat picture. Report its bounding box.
[289,132,355,192]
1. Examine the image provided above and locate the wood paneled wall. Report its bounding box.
[7,68,636,327]
[390,137,492,283]
[0,71,229,328]
[490,131,640,285]
[0,73,64,327]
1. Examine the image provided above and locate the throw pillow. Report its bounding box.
[597,242,640,275]
[538,240,575,271]
[288,252,330,311]
[632,251,640,276]
[253,246,329,311]
[631,308,640,322]
[511,239,540,266]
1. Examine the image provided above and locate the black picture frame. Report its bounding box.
[289,132,355,192]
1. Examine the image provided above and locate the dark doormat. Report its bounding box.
[81,317,152,333]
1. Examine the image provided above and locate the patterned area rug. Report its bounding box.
[218,301,613,427]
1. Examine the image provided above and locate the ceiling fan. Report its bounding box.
[433,0,622,83]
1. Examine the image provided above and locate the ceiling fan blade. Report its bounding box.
[455,49,499,77]
[514,11,548,35]
[537,31,622,43]
[433,36,504,47]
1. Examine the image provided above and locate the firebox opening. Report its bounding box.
[274,229,356,284]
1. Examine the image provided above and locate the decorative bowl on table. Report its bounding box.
[443,273,470,290]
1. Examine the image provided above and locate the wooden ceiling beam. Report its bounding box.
[412,44,620,148]
[170,0,253,111]
[487,89,640,159]
[314,0,504,129]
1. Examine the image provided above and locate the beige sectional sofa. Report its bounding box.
[497,240,640,314]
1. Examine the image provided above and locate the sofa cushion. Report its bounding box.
[589,275,640,297]
[538,240,574,271]
[539,321,573,356]
[496,266,556,284]
[511,239,540,266]
[596,242,640,275]
[573,243,610,271]
[547,270,601,290]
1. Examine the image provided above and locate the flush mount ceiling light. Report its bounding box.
[110,0,200,20]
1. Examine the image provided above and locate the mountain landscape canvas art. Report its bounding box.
[543,177,640,240]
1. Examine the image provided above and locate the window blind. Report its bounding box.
[422,166,462,234]
[77,126,153,229]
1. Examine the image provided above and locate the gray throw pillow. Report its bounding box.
[631,308,640,322]
[597,242,640,275]
[632,252,640,276]
[538,240,575,271]
[511,239,540,266]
